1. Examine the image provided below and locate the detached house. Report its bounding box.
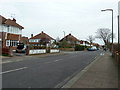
[59,33,80,48]
[29,31,55,48]
[0,15,24,50]
[80,40,90,47]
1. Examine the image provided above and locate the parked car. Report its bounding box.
[87,46,97,51]
[16,43,26,53]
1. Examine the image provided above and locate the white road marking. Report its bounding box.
[54,59,63,62]
[45,59,63,64]
[1,67,28,74]
[45,61,52,64]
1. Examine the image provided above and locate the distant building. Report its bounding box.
[0,15,24,50]
[29,31,55,48]
[80,40,90,46]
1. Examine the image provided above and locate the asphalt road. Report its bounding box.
[2,50,102,88]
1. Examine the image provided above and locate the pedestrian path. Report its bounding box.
[63,52,119,88]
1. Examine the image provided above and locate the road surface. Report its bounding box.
[2,50,102,88]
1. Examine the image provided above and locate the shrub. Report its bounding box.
[75,45,85,51]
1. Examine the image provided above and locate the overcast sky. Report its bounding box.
[0,0,119,45]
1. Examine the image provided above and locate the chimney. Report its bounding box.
[69,33,71,35]
[31,34,33,38]
[12,18,16,22]
[41,31,44,33]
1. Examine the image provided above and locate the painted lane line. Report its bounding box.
[45,59,63,64]
[1,67,28,74]
[45,61,52,64]
[54,59,63,62]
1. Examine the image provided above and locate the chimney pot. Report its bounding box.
[31,34,33,37]
[12,18,16,22]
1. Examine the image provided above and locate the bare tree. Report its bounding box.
[87,35,95,46]
[96,28,112,45]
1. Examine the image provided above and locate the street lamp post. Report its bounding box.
[118,15,120,52]
[101,9,113,52]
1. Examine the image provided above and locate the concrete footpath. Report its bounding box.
[62,51,119,88]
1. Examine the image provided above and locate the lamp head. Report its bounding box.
[101,9,113,12]
[101,10,106,12]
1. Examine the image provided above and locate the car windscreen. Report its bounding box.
[17,43,24,49]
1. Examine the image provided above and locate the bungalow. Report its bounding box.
[29,31,55,48]
[59,33,80,48]
[0,15,24,50]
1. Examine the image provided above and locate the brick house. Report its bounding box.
[80,40,90,46]
[21,36,29,47]
[59,33,80,48]
[29,31,55,48]
[0,15,24,50]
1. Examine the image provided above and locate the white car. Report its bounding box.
[87,46,97,51]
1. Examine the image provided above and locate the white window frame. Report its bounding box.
[6,40,10,46]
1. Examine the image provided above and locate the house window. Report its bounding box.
[6,40,18,47]
[6,40,10,46]
[29,39,40,42]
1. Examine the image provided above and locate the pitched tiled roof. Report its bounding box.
[4,19,24,29]
[60,33,79,42]
[0,15,6,24]
[29,31,54,40]
[0,15,24,29]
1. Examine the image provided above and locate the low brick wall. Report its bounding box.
[50,49,60,53]
[1,48,9,55]
[113,44,120,63]
[29,49,46,55]
[27,48,60,55]
[1,47,13,56]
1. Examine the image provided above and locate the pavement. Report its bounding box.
[62,51,119,88]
